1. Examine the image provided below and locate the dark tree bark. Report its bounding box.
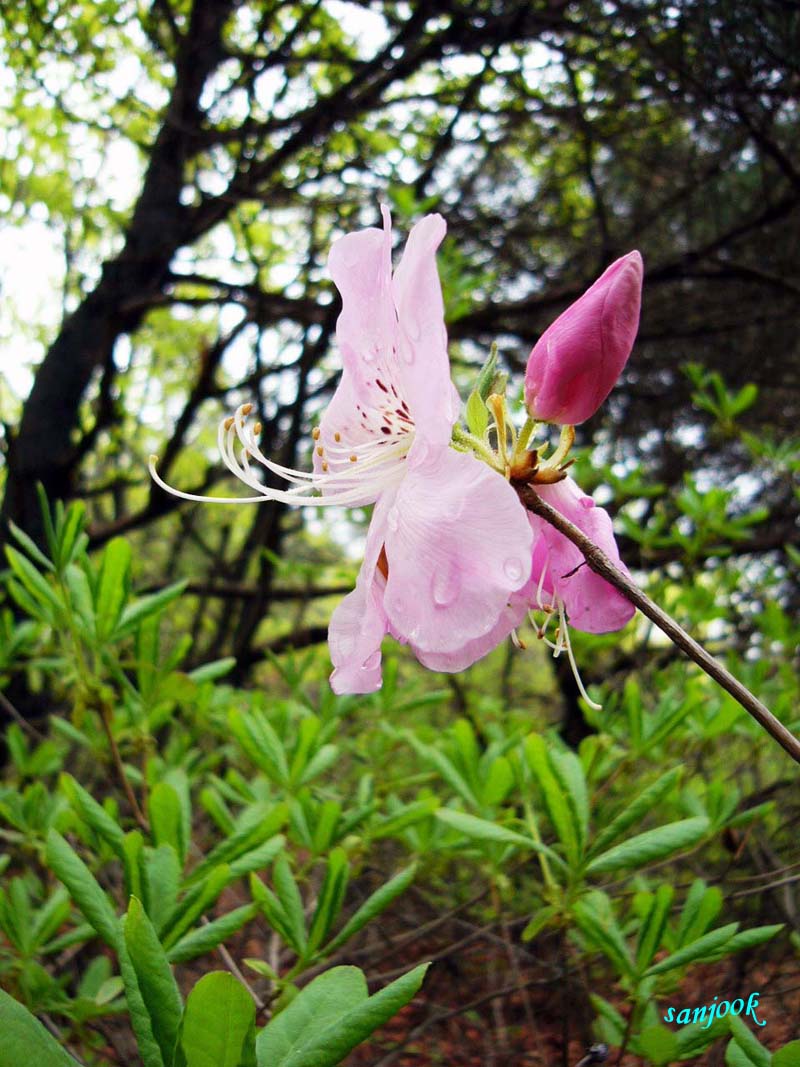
[1,0,236,546]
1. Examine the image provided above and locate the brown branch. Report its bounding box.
[518,485,800,766]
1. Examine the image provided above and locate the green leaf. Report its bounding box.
[728,1014,771,1067]
[465,389,489,436]
[370,798,437,839]
[525,735,581,867]
[228,835,286,882]
[7,520,55,572]
[482,756,514,807]
[589,767,682,856]
[677,880,723,947]
[60,773,126,857]
[229,709,290,784]
[31,886,72,950]
[186,804,287,886]
[638,1024,679,1065]
[573,892,634,980]
[405,734,478,807]
[250,875,299,947]
[256,964,429,1067]
[673,1012,731,1058]
[719,923,783,955]
[95,537,132,640]
[272,855,308,956]
[311,801,341,853]
[585,816,709,876]
[475,343,499,400]
[589,994,626,1046]
[645,922,740,976]
[521,904,560,942]
[307,848,348,954]
[149,783,187,867]
[57,500,88,568]
[175,972,256,1067]
[45,830,120,948]
[0,988,81,1067]
[161,865,231,949]
[115,581,188,638]
[548,747,589,850]
[726,1042,760,1067]
[774,1040,800,1067]
[635,884,674,972]
[118,944,166,1067]
[298,744,339,786]
[123,897,182,1065]
[434,809,548,853]
[4,547,63,622]
[323,864,416,955]
[167,904,257,964]
[256,967,367,1065]
[187,658,236,683]
[142,844,181,935]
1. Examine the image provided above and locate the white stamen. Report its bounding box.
[535,556,550,611]
[556,599,602,710]
[150,403,414,509]
[524,593,603,711]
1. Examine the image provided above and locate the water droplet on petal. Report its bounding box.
[361,650,381,671]
[335,634,356,658]
[504,557,524,583]
[401,343,415,365]
[387,506,400,532]
[405,316,422,342]
[432,563,460,608]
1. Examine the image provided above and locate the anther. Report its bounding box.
[334,432,341,442]
[322,461,329,472]
[312,427,320,440]
[349,454,357,463]
[316,446,324,457]
[241,403,253,416]
[253,422,262,436]
[223,416,234,430]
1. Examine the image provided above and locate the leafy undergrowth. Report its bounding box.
[1,498,799,1066]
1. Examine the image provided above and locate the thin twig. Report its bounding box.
[0,688,45,740]
[97,703,150,832]
[518,485,800,766]
[202,916,266,1010]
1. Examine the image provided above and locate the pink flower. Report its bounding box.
[524,251,643,426]
[528,477,635,635]
[325,209,533,693]
[151,207,533,694]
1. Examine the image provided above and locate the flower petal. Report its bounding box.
[412,586,532,672]
[382,445,533,653]
[391,209,460,444]
[328,494,393,694]
[529,478,635,634]
[327,219,396,394]
[525,251,643,425]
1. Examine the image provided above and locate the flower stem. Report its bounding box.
[518,485,800,766]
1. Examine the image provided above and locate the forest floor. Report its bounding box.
[342,907,800,1067]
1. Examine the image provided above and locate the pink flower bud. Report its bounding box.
[524,251,643,425]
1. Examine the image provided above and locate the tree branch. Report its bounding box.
[517,485,800,766]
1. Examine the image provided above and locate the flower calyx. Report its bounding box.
[456,354,576,489]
